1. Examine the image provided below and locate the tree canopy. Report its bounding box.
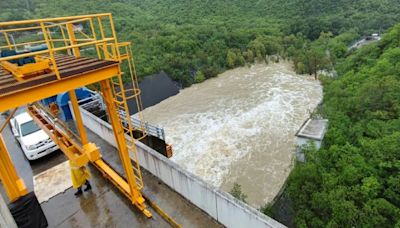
[286,24,400,227]
[1,0,400,86]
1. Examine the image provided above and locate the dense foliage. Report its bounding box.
[1,1,400,226]
[1,0,400,86]
[286,25,400,227]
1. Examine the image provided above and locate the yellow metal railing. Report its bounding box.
[0,13,118,80]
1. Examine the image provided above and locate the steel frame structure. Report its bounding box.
[0,14,152,218]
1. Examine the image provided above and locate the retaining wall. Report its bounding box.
[74,105,285,228]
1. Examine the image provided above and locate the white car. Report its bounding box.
[10,112,59,160]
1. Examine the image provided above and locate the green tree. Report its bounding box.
[306,45,328,79]
[248,38,266,61]
[243,50,255,63]
[194,70,206,83]
[235,53,246,66]
[226,50,237,68]
[296,62,306,74]
[282,24,400,227]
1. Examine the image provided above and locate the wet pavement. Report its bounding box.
[0,113,222,227]
[41,162,170,227]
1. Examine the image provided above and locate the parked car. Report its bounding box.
[10,112,59,160]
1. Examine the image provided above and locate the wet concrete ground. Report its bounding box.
[0,113,221,227]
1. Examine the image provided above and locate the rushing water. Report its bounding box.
[141,62,322,207]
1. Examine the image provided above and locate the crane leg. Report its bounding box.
[0,134,28,202]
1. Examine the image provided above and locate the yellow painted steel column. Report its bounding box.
[88,18,101,58]
[0,109,17,133]
[66,23,80,58]
[97,17,109,60]
[68,90,88,145]
[0,134,28,202]
[66,20,87,146]
[99,79,151,218]
[40,22,61,80]
[108,14,121,58]
[3,32,12,50]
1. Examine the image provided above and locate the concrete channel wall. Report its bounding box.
[75,105,285,228]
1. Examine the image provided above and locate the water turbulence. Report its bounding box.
[141,62,323,206]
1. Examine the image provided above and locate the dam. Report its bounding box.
[142,62,323,206]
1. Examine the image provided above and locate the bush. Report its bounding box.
[194,70,206,83]
[229,182,247,203]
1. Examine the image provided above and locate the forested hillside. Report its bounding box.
[285,24,400,227]
[1,0,400,86]
[1,1,400,227]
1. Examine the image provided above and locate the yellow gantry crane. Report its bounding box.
[0,14,152,218]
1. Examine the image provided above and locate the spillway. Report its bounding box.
[142,62,323,206]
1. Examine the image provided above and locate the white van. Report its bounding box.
[10,112,59,160]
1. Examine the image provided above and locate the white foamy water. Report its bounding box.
[141,62,322,206]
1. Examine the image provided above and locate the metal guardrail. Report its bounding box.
[0,13,120,81]
[134,115,165,140]
[80,98,165,140]
[118,109,165,141]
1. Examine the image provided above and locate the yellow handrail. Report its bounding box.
[0,13,111,27]
[0,25,42,33]
[0,38,115,62]
[0,38,97,50]
[0,13,119,82]
[0,40,45,50]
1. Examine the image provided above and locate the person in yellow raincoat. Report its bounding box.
[69,161,92,196]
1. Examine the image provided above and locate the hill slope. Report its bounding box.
[1,0,400,86]
[286,24,400,227]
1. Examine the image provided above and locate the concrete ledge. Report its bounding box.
[74,104,285,228]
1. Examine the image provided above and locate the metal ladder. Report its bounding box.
[105,43,146,190]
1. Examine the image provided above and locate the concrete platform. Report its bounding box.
[296,118,328,141]
[0,113,222,227]
[41,164,170,227]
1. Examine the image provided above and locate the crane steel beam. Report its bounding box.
[27,105,91,166]
[27,103,152,218]
[0,65,119,112]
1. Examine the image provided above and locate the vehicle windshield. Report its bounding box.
[20,120,41,136]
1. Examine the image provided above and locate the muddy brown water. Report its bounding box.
[141,62,322,207]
